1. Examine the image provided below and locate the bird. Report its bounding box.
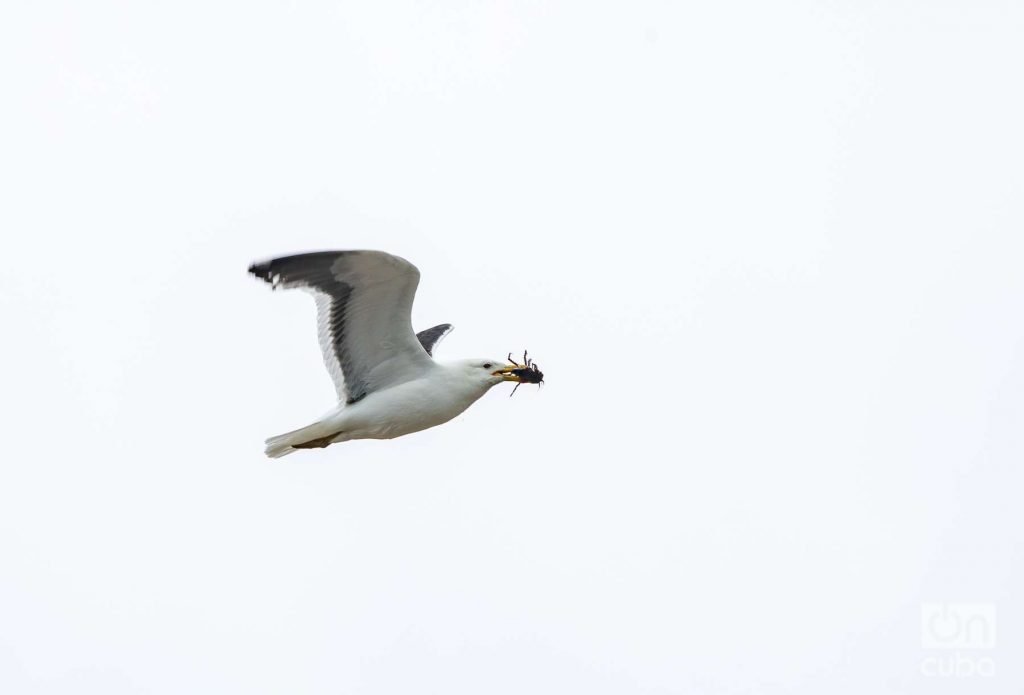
[248,250,541,457]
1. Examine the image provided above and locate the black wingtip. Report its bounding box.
[248,261,273,283]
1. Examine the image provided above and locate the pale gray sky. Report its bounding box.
[1,1,1022,693]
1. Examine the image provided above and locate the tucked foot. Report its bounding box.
[293,432,342,449]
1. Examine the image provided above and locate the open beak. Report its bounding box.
[492,365,524,382]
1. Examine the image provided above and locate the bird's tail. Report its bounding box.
[263,419,341,458]
[264,431,300,458]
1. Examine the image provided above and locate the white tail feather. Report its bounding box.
[263,420,338,458]
[264,432,300,458]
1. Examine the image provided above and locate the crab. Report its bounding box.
[506,350,544,396]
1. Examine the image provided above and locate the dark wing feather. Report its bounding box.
[416,323,454,356]
[249,250,433,404]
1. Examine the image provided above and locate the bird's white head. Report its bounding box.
[450,358,523,389]
[443,356,544,399]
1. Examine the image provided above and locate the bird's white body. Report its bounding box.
[265,361,496,456]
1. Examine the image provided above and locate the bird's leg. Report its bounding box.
[293,432,342,449]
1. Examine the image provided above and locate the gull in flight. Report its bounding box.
[249,250,541,457]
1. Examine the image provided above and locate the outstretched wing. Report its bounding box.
[249,250,434,404]
[416,323,453,356]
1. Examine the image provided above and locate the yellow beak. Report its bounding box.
[492,365,524,382]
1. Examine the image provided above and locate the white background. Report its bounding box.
[2,1,1022,693]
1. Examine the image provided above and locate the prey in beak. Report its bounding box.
[492,351,544,396]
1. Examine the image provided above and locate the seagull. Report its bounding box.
[248,250,540,457]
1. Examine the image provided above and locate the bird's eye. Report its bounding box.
[483,363,493,369]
